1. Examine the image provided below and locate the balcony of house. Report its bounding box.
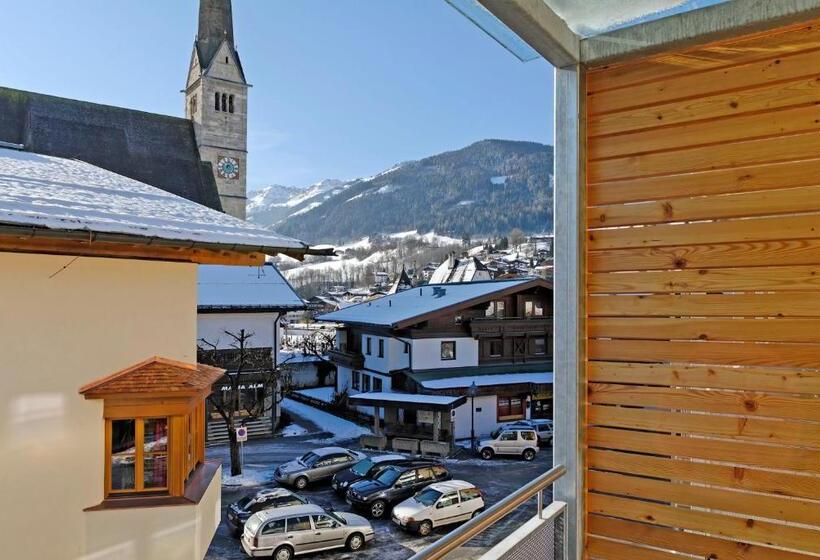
[327,347,365,369]
[469,316,553,338]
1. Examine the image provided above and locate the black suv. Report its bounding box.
[331,453,409,496]
[345,461,451,519]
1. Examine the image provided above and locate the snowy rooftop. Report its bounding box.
[317,278,546,327]
[198,263,304,310]
[349,392,464,406]
[420,371,553,390]
[0,148,307,253]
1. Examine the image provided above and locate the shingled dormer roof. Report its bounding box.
[79,357,225,398]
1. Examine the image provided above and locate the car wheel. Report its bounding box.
[294,476,309,490]
[274,545,293,560]
[418,520,433,537]
[480,448,494,460]
[346,532,366,551]
[370,499,388,519]
[471,508,485,519]
[522,449,536,462]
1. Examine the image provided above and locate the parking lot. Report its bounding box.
[205,403,552,560]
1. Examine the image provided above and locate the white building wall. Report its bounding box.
[197,312,280,363]
[361,334,409,373]
[411,337,478,370]
[453,396,499,439]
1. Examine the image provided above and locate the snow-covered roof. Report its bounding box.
[317,278,547,328]
[349,392,463,406]
[420,371,553,390]
[198,263,304,310]
[0,147,308,255]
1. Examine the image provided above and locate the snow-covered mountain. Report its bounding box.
[247,179,349,226]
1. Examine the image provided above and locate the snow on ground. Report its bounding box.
[222,463,276,487]
[336,236,372,251]
[281,398,372,443]
[280,423,308,437]
[296,386,336,403]
[457,199,475,206]
[490,175,508,185]
[287,201,322,217]
[388,230,461,246]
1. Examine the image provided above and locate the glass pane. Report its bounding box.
[143,418,168,452]
[144,453,168,488]
[111,419,136,490]
[112,419,135,454]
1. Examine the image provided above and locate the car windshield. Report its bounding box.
[351,459,374,476]
[414,488,443,506]
[490,428,502,439]
[375,467,401,486]
[236,496,253,509]
[299,452,319,466]
[327,511,346,525]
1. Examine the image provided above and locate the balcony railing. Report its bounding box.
[469,316,553,337]
[327,347,364,369]
[408,464,566,560]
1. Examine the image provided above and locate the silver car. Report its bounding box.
[241,504,374,559]
[392,480,485,536]
[476,427,539,461]
[274,447,366,490]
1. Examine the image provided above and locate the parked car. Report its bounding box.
[346,461,451,519]
[227,488,310,536]
[274,447,366,490]
[476,427,539,461]
[331,453,408,496]
[503,419,553,445]
[392,480,485,536]
[241,504,374,559]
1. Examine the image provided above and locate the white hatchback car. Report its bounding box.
[391,480,485,536]
[476,427,539,461]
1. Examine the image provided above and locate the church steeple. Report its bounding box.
[197,0,235,70]
[185,0,249,219]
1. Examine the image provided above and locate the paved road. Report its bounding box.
[206,410,553,560]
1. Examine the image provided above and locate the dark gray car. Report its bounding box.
[274,447,366,490]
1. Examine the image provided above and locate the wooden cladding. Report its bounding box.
[585,20,820,560]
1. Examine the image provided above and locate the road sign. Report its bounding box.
[236,426,248,442]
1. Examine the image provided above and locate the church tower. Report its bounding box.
[185,0,249,219]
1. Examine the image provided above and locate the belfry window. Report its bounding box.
[228,95,235,114]
[214,92,220,111]
[221,93,227,112]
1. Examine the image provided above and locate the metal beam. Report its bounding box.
[553,64,585,560]
[582,0,820,65]
[477,0,579,67]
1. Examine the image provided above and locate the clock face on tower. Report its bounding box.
[216,156,239,179]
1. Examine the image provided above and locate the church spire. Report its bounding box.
[197,0,235,68]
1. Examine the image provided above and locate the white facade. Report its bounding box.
[197,311,281,363]
[361,334,410,373]
[410,337,479,370]
[452,396,532,440]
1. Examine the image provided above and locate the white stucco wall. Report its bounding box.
[197,312,280,363]
[411,337,479,370]
[0,252,217,559]
[361,334,409,373]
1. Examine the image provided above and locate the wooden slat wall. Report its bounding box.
[584,20,820,560]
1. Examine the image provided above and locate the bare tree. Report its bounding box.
[282,328,337,387]
[198,329,290,476]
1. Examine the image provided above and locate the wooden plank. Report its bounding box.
[590,130,820,183]
[588,75,820,137]
[588,266,820,294]
[589,48,820,116]
[0,235,266,265]
[588,448,820,501]
[589,292,820,317]
[588,405,820,448]
[589,239,820,272]
[589,184,820,228]
[589,102,820,160]
[587,493,820,555]
[588,516,818,560]
[588,385,820,422]
[587,361,820,394]
[586,536,684,560]
[589,338,820,369]
[589,213,820,251]
[586,21,820,92]
[588,470,820,526]
[588,158,820,206]
[588,317,820,343]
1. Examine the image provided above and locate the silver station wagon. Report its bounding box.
[274,447,366,490]
[241,504,374,559]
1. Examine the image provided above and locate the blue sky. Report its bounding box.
[1,0,553,188]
